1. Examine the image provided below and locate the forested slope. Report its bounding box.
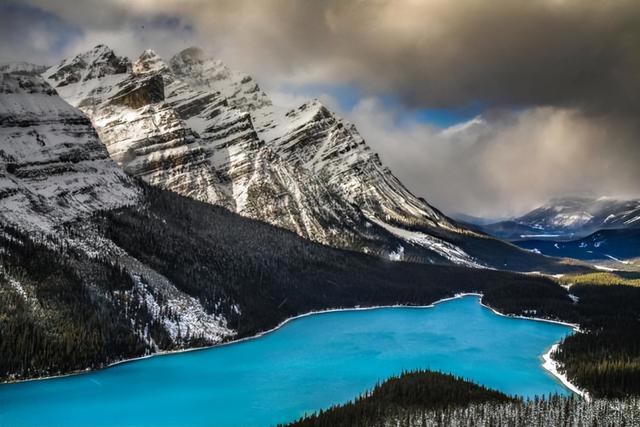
[484,279,640,397]
[97,185,571,338]
[283,370,514,427]
[285,370,640,427]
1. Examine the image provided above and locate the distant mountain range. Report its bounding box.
[470,197,640,241]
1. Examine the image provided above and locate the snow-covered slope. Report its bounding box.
[0,68,140,232]
[0,62,48,75]
[533,197,640,230]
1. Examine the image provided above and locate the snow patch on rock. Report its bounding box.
[369,217,484,268]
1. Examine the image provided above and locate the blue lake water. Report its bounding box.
[0,296,573,427]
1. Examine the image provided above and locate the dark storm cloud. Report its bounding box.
[15,0,640,114]
[3,0,640,216]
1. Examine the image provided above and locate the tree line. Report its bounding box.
[284,370,640,427]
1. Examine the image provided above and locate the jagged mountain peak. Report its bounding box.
[167,47,271,111]
[90,43,112,54]
[133,49,169,76]
[139,48,160,59]
[288,98,332,117]
[279,99,341,131]
[169,46,218,77]
[81,44,123,64]
[45,44,130,88]
[42,45,463,256]
[42,45,573,270]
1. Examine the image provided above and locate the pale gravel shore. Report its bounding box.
[542,344,590,401]
[2,292,585,400]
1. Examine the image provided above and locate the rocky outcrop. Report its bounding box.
[110,74,165,109]
[0,69,140,232]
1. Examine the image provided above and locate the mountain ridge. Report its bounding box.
[41,44,571,271]
[477,196,640,241]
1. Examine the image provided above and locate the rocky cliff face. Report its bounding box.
[43,47,391,253]
[43,45,568,270]
[0,68,140,232]
[261,100,450,228]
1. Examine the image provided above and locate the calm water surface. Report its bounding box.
[0,296,573,427]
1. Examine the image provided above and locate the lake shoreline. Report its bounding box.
[542,344,590,401]
[1,292,583,399]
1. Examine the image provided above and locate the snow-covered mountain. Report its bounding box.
[519,197,640,231]
[43,45,526,268]
[479,197,640,241]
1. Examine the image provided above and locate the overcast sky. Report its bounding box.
[1,0,639,217]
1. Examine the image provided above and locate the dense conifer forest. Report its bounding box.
[285,370,640,427]
[282,370,513,427]
[0,227,168,379]
[552,284,640,397]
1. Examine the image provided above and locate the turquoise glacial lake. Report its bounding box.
[0,296,574,427]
